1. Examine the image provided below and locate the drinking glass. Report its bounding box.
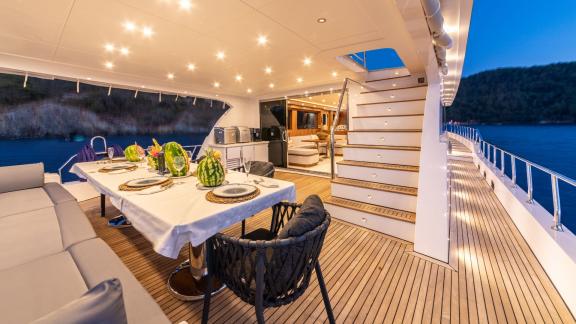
[107,147,115,161]
[173,156,186,176]
[242,153,252,183]
[186,151,193,161]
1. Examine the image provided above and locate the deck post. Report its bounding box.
[526,164,534,203]
[511,156,517,188]
[550,175,563,231]
[500,151,505,176]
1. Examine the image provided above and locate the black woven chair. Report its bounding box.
[201,202,335,324]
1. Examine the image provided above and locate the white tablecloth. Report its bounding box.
[71,162,296,258]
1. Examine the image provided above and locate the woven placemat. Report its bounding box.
[206,187,260,204]
[119,178,173,191]
[98,165,138,173]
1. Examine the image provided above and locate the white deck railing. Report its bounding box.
[446,124,576,232]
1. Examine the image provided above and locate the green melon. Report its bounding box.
[197,149,225,187]
[164,142,190,176]
[124,144,144,162]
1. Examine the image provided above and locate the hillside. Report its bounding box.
[446,62,576,124]
[0,74,229,138]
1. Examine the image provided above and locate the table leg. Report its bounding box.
[100,194,106,217]
[167,242,225,301]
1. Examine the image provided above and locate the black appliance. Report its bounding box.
[250,128,262,142]
[260,100,288,167]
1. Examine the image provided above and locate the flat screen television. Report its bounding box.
[297,111,318,129]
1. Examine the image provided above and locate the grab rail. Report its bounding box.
[446,124,576,231]
[330,78,369,179]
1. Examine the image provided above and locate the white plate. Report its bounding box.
[125,176,169,188]
[136,185,171,195]
[101,163,135,171]
[212,183,257,198]
[196,180,229,191]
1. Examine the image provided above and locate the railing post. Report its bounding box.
[492,145,497,167]
[511,156,517,188]
[500,151,505,176]
[550,175,563,231]
[526,164,534,203]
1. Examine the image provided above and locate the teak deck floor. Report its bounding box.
[80,144,575,323]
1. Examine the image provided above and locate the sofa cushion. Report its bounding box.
[278,195,326,239]
[288,147,319,156]
[0,187,54,218]
[43,182,76,205]
[32,278,127,324]
[0,208,63,270]
[0,252,88,324]
[0,163,44,194]
[55,201,96,249]
[69,238,170,324]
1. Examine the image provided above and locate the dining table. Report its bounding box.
[70,159,296,301]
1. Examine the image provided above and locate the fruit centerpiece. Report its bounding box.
[124,143,145,162]
[146,138,163,170]
[164,141,190,176]
[197,148,225,187]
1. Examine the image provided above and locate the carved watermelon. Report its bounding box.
[197,149,225,187]
[164,142,190,176]
[124,144,144,162]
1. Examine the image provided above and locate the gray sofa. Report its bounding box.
[0,163,170,324]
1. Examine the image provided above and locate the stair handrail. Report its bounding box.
[446,124,576,232]
[330,77,366,179]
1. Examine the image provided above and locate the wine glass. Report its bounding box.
[173,156,186,176]
[242,153,252,183]
[186,151,193,162]
[107,147,115,162]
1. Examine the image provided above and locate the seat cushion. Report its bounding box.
[54,201,96,249]
[43,182,76,205]
[32,278,127,324]
[68,238,170,324]
[0,207,63,270]
[288,148,318,156]
[278,195,326,239]
[0,187,54,218]
[0,252,88,324]
[0,163,44,194]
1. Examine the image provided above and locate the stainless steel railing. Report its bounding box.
[446,124,576,231]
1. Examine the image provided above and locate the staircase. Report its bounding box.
[325,74,427,242]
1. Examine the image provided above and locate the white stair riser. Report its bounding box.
[338,164,419,187]
[353,115,423,130]
[348,131,422,146]
[325,204,415,242]
[343,147,420,166]
[356,100,424,117]
[365,76,426,90]
[357,87,427,104]
[331,183,417,212]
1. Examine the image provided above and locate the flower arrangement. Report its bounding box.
[146,138,163,170]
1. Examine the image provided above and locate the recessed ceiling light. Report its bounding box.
[303,57,312,66]
[104,43,115,53]
[296,77,303,83]
[235,74,243,82]
[317,18,327,23]
[104,61,114,69]
[394,71,399,75]
[246,88,252,93]
[213,81,220,88]
[216,51,226,60]
[304,91,309,95]
[119,47,130,56]
[331,71,338,77]
[187,63,196,71]
[390,95,395,98]
[264,66,272,74]
[269,83,275,88]
[178,0,192,11]
[392,83,397,87]
[257,35,268,46]
[167,73,175,80]
[322,99,326,103]
[142,26,154,38]
[123,21,136,32]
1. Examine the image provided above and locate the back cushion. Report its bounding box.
[0,163,44,194]
[278,195,326,239]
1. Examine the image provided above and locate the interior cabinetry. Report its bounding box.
[209,142,269,169]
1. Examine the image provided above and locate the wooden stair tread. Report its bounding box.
[357,99,425,106]
[337,160,419,172]
[352,113,424,118]
[326,196,416,223]
[348,129,422,133]
[344,144,421,151]
[332,177,418,196]
[361,85,427,94]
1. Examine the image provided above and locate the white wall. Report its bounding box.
[451,133,576,316]
[413,50,450,262]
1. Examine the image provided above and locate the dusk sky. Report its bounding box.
[463,0,576,76]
